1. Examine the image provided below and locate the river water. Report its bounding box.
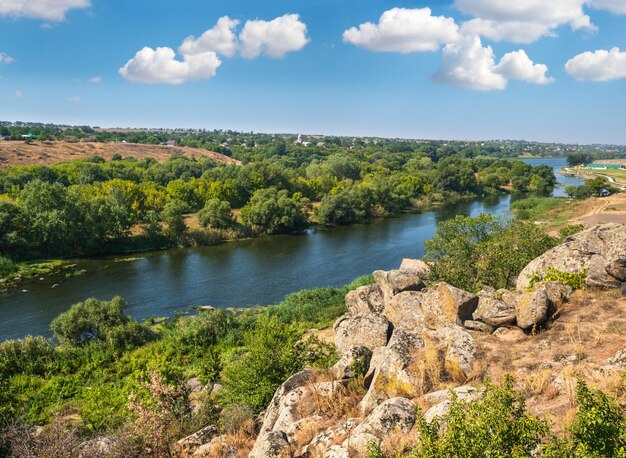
[0,157,581,340]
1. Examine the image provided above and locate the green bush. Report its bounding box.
[197,198,234,229]
[529,268,587,291]
[0,256,17,277]
[559,224,585,239]
[0,336,55,377]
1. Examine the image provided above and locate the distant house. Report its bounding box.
[21,133,36,139]
[586,163,624,170]
[165,140,178,147]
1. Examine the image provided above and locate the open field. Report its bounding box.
[0,141,240,169]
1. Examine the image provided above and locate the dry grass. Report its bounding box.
[309,378,365,421]
[0,140,240,169]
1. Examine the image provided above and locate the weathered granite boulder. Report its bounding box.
[301,419,358,457]
[607,347,626,368]
[424,325,476,380]
[516,224,626,291]
[330,346,372,380]
[344,398,416,455]
[192,436,238,458]
[78,436,128,458]
[373,270,425,305]
[423,387,482,424]
[400,258,432,278]
[173,425,218,458]
[325,445,350,458]
[515,288,550,330]
[334,314,391,354]
[463,320,495,333]
[345,285,385,315]
[532,281,573,312]
[360,329,424,412]
[384,291,426,332]
[257,369,315,437]
[248,431,292,458]
[421,283,479,330]
[473,288,516,327]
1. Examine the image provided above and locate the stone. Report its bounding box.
[400,258,432,278]
[463,320,495,333]
[348,397,416,440]
[325,445,350,458]
[301,419,358,458]
[334,313,391,354]
[622,283,626,297]
[516,224,626,291]
[192,436,238,458]
[493,326,526,342]
[360,329,424,413]
[515,289,550,330]
[173,425,218,458]
[473,288,516,327]
[257,369,315,437]
[330,346,372,380]
[532,281,573,312]
[373,270,425,305]
[421,282,479,330]
[608,347,626,368]
[248,431,293,458]
[423,387,482,424]
[384,291,426,332]
[345,284,385,315]
[78,436,127,458]
[424,325,476,380]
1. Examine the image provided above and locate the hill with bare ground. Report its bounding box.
[0,141,240,169]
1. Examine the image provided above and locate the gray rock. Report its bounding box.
[384,291,426,332]
[257,369,315,437]
[373,270,425,305]
[532,281,573,312]
[78,436,127,458]
[248,431,293,458]
[330,346,372,380]
[473,288,516,327]
[515,288,550,330]
[516,223,626,291]
[325,445,350,458]
[423,387,482,424]
[463,320,495,333]
[421,282,479,330]
[173,425,218,458]
[345,284,385,315]
[301,419,358,458]
[334,313,391,354]
[192,436,238,458]
[608,347,626,368]
[424,325,476,380]
[400,258,432,278]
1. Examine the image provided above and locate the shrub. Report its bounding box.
[50,296,149,350]
[559,224,585,239]
[0,335,55,377]
[0,256,17,277]
[529,268,587,291]
[197,198,234,229]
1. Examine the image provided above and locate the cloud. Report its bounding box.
[0,0,90,21]
[590,0,626,14]
[88,76,102,83]
[343,8,460,53]
[455,0,596,43]
[565,47,626,81]
[239,14,309,58]
[0,52,13,64]
[435,36,552,90]
[67,95,81,103]
[180,16,240,58]
[13,90,22,99]
[119,47,221,84]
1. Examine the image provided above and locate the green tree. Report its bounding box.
[161,199,187,239]
[240,188,309,234]
[197,198,234,229]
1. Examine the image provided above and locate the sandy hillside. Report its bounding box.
[0,141,240,169]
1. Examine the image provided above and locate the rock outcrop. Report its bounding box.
[516,223,626,291]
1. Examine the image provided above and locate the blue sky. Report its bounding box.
[1,0,625,143]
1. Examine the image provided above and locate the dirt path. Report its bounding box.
[573,193,626,225]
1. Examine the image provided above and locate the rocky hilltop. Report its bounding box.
[176,224,626,458]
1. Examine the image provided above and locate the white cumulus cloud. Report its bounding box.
[179,16,240,58]
[119,47,221,85]
[435,36,552,90]
[590,0,626,14]
[455,0,595,43]
[343,7,460,53]
[239,14,309,58]
[565,47,626,81]
[0,52,13,64]
[0,0,90,21]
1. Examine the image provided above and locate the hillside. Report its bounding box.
[0,141,240,169]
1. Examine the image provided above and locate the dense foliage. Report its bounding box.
[566,177,619,199]
[0,139,559,265]
[425,214,558,291]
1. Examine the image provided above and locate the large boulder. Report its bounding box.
[421,283,479,330]
[334,314,391,354]
[400,258,432,278]
[257,369,315,437]
[359,329,424,413]
[330,346,372,380]
[373,270,425,305]
[422,387,482,424]
[301,419,358,457]
[532,281,573,312]
[384,291,426,332]
[248,431,292,458]
[473,288,516,327]
[345,285,385,315]
[516,224,626,291]
[424,325,476,380]
[173,425,218,458]
[192,436,238,458]
[515,288,550,330]
[344,398,416,455]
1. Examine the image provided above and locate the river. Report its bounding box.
[0,157,582,340]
